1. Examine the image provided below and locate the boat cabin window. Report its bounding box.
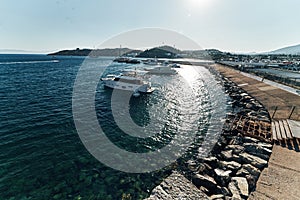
[117,78,143,84]
[107,75,115,78]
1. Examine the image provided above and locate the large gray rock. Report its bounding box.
[192,174,218,192]
[224,145,245,154]
[203,156,219,169]
[237,164,262,178]
[186,160,199,172]
[245,174,257,191]
[229,136,244,145]
[221,150,233,161]
[244,143,272,160]
[214,168,232,177]
[257,142,273,150]
[243,137,259,143]
[210,194,224,200]
[220,186,231,196]
[145,172,209,200]
[236,168,250,177]
[232,177,249,198]
[214,168,232,186]
[228,181,241,199]
[240,152,268,169]
[245,103,255,109]
[242,164,261,178]
[219,161,242,171]
[197,163,207,173]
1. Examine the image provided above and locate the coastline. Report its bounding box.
[145,64,273,199]
[146,63,300,199]
[214,64,300,200]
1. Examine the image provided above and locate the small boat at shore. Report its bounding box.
[113,57,141,64]
[143,58,159,66]
[101,72,154,95]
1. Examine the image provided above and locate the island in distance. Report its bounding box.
[48,44,300,63]
[47,45,220,60]
[48,47,142,57]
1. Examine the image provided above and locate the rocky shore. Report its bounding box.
[146,71,273,200]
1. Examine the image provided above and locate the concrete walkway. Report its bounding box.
[214,64,300,200]
[249,145,300,200]
[214,64,300,121]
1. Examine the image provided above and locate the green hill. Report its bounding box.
[136,46,180,58]
[48,48,141,57]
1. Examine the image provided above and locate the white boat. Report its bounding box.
[144,66,177,75]
[101,73,154,94]
[162,61,180,68]
[143,58,159,66]
[170,63,180,68]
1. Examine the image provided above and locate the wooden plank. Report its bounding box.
[287,120,300,139]
[271,121,277,140]
[274,120,282,140]
[283,120,293,139]
[278,120,287,139]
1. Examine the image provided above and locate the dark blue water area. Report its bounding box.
[0,54,224,199]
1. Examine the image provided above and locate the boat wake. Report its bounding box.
[0,60,59,65]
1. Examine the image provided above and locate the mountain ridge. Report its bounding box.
[45,43,300,57]
[267,44,300,55]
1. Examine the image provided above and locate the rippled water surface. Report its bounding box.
[0,54,226,199]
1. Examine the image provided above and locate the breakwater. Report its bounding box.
[146,67,272,199]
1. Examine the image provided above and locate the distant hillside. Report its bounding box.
[157,45,182,54]
[268,44,300,55]
[47,46,227,59]
[136,46,180,58]
[90,48,141,57]
[48,48,141,57]
[48,48,91,56]
[136,46,224,59]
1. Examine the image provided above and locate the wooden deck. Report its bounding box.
[271,119,300,151]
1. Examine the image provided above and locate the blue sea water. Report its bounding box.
[0,54,227,199]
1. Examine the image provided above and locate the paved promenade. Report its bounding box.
[214,64,300,200]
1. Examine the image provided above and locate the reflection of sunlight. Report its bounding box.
[178,65,199,87]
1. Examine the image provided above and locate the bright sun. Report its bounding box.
[188,0,213,9]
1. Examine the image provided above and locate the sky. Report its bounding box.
[0,0,300,53]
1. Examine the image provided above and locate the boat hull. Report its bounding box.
[102,80,154,93]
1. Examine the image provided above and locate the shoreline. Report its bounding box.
[215,64,300,200]
[145,64,273,199]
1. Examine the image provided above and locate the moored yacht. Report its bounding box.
[101,72,154,95]
[143,58,159,66]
